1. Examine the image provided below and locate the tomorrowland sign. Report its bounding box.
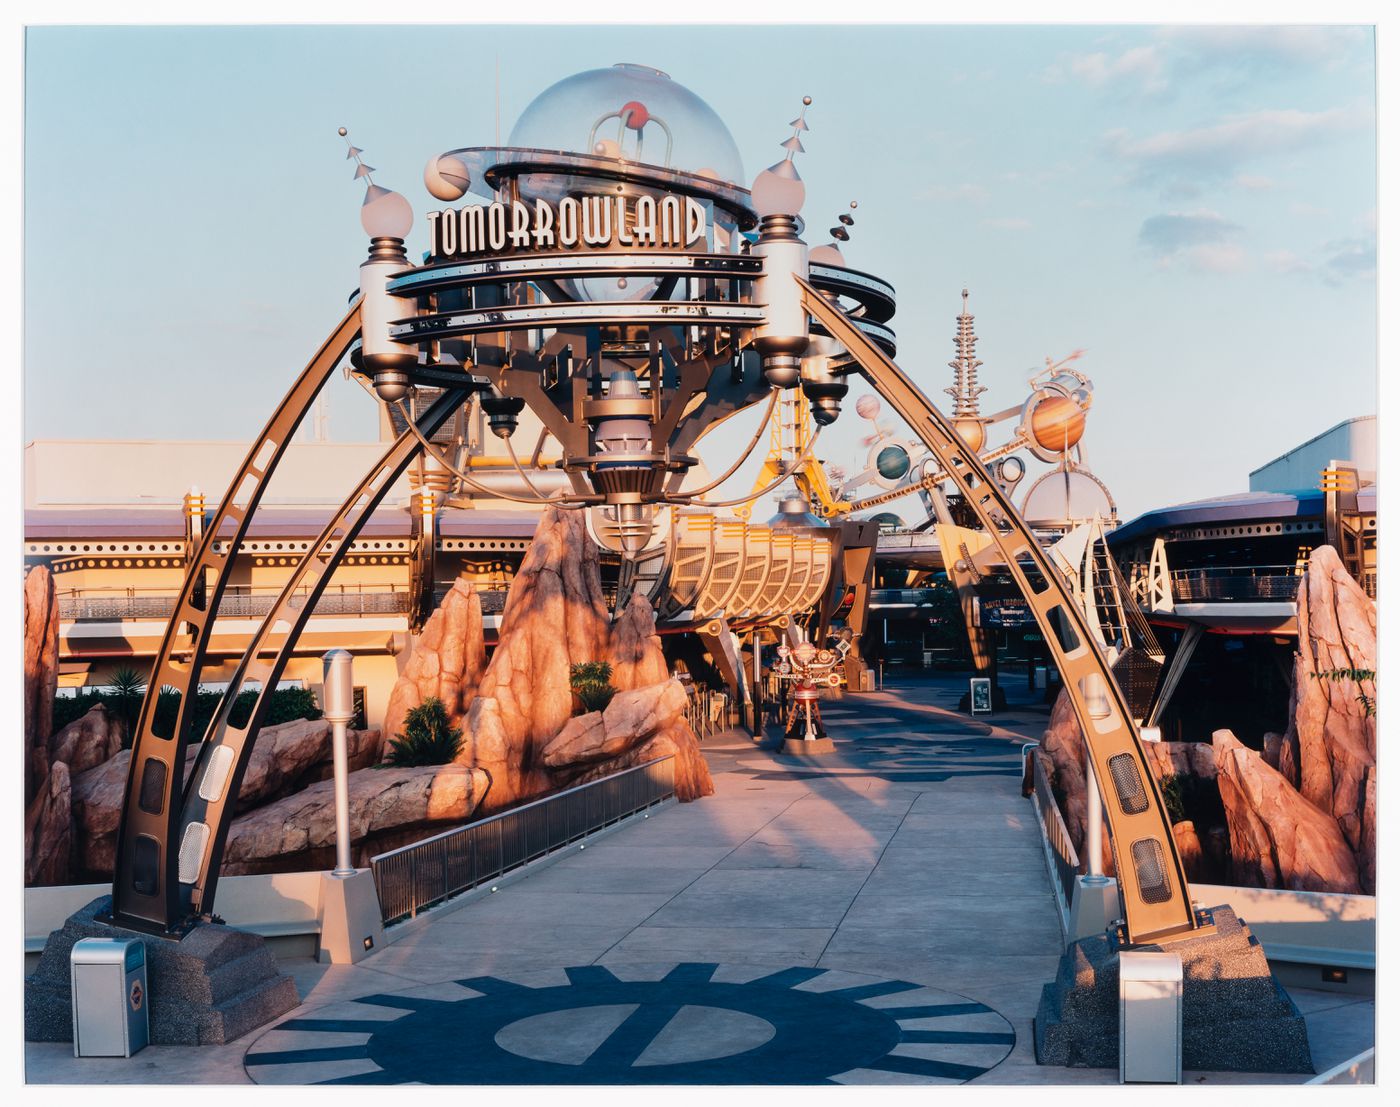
[426,192,710,260]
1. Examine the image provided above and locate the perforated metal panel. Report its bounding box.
[1109,753,1150,815]
[1130,838,1173,905]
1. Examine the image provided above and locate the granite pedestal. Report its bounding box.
[25,896,299,1046]
[1034,905,1313,1073]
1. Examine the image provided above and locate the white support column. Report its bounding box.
[316,650,385,964]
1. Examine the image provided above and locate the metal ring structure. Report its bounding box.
[386,252,763,295]
[798,276,1200,948]
[392,301,766,343]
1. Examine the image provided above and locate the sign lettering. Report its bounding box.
[427,193,709,259]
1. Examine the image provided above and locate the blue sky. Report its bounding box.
[22,23,1378,520]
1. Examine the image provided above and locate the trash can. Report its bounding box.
[1119,950,1182,1083]
[70,937,149,1057]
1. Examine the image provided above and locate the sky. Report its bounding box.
[21,22,1379,521]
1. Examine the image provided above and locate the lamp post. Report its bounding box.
[321,649,357,877]
[315,648,385,963]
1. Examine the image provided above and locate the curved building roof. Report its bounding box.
[1108,485,1375,547]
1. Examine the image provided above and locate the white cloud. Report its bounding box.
[1138,210,1247,272]
[1322,236,1376,285]
[1159,26,1369,71]
[1234,174,1274,192]
[1045,27,1368,97]
[982,217,1031,231]
[1067,45,1167,95]
[1186,243,1248,274]
[1265,250,1311,275]
[1104,107,1370,186]
[1289,201,1331,219]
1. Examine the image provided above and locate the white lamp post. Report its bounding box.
[315,648,385,963]
[322,649,357,877]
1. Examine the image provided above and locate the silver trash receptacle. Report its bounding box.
[70,937,149,1057]
[1119,950,1182,1083]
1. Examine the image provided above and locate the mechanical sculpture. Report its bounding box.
[108,62,1204,948]
[774,634,851,743]
[831,293,1115,533]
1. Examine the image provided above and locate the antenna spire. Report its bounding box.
[945,288,987,418]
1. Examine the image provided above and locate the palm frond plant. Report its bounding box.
[384,697,463,767]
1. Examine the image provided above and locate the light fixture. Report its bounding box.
[342,128,417,402]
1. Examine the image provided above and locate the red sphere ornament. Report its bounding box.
[620,101,650,130]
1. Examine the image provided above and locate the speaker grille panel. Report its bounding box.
[178,822,211,885]
[1108,753,1149,815]
[1131,837,1173,904]
[138,758,167,815]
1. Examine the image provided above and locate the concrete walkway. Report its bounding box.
[25,673,1373,1085]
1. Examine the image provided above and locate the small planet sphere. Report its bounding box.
[876,444,911,481]
[855,395,881,420]
[953,417,987,454]
[1028,393,1087,453]
[424,155,471,201]
[620,100,651,129]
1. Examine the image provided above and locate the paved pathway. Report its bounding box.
[25,673,1374,1085]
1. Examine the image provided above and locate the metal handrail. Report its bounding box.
[1024,742,1080,929]
[1169,565,1303,603]
[370,755,676,926]
[59,590,412,621]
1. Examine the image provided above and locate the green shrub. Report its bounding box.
[384,697,462,767]
[1159,774,1187,824]
[569,661,616,714]
[53,682,321,744]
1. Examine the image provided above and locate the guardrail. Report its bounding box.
[1170,566,1301,603]
[1024,742,1080,930]
[59,590,412,621]
[370,756,676,926]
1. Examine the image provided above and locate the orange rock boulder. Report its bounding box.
[1213,729,1360,893]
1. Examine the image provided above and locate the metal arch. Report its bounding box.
[107,305,362,934]
[175,386,473,920]
[798,277,1201,947]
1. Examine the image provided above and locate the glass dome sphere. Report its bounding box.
[1020,468,1116,530]
[508,63,745,187]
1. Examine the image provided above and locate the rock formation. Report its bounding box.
[1213,729,1360,893]
[25,762,72,886]
[381,578,486,752]
[24,566,69,885]
[23,567,59,769]
[1143,740,1216,783]
[68,720,383,878]
[48,704,124,775]
[607,593,670,691]
[237,718,382,812]
[70,751,129,878]
[1171,820,1206,883]
[1285,545,1376,888]
[221,763,490,873]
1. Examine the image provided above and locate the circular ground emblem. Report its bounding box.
[245,963,1015,1085]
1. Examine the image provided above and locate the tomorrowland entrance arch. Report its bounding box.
[106,63,1204,952]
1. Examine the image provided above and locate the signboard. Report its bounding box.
[969,677,993,715]
[427,192,709,260]
[979,597,1035,628]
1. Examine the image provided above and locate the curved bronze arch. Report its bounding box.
[798,277,1201,947]
[106,303,473,935]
